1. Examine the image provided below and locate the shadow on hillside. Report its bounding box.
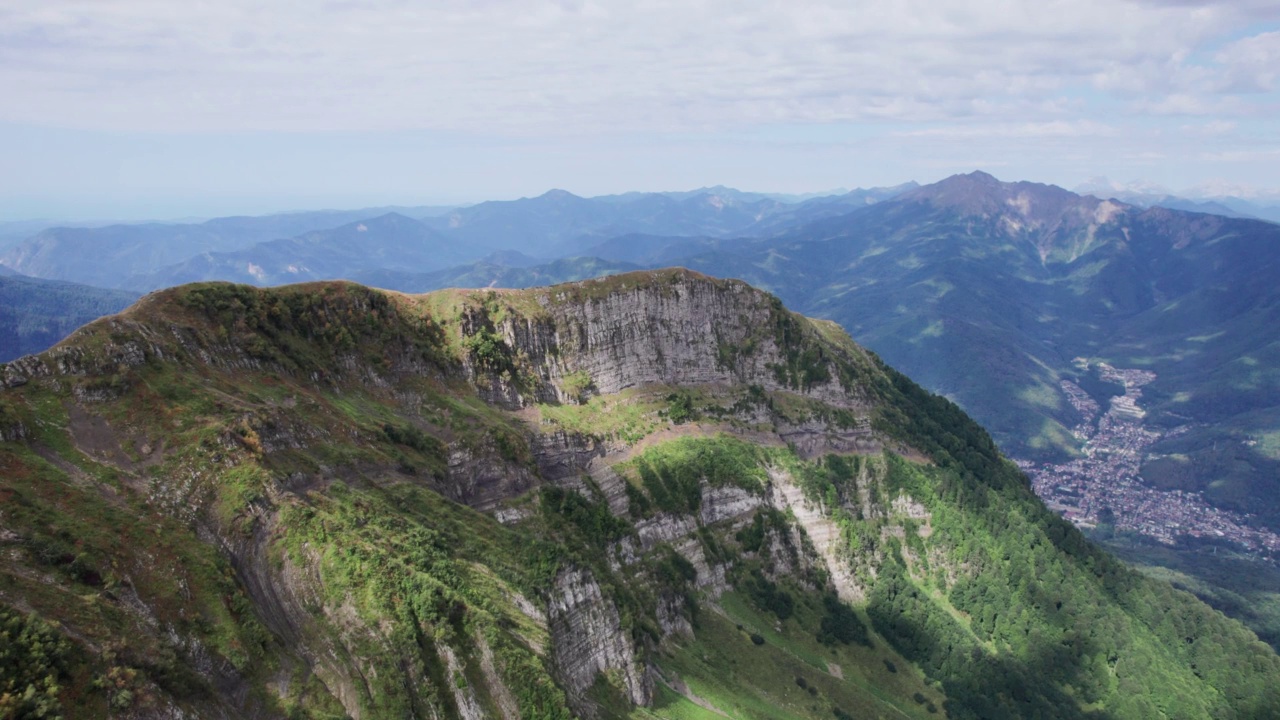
[868,577,1114,719]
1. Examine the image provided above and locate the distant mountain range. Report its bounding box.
[0,185,917,291]
[129,213,479,290]
[1075,177,1280,223]
[349,256,642,293]
[0,205,457,288]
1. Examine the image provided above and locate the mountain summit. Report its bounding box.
[897,171,1127,249]
[1,269,1275,719]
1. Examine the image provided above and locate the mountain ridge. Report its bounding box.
[1,269,1277,719]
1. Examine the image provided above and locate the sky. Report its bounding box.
[1,0,1278,220]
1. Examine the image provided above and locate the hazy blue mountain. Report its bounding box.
[0,218,123,250]
[604,184,851,204]
[350,255,641,293]
[0,205,457,288]
[1074,180,1280,224]
[0,274,138,361]
[1076,188,1260,220]
[130,213,478,291]
[476,249,547,267]
[1203,197,1280,224]
[740,181,922,236]
[421,184,921,259]
[422,188,790,257]
[571,234,748,266]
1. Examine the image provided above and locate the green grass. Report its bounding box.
[646,592,942,720]
[537,387,664,443]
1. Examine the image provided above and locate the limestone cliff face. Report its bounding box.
[548,566,652,716]
[458,271,877,412]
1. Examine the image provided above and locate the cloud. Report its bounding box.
[0,0,1274,135]
[1214,30,1280,92]
[894,120,1119,139]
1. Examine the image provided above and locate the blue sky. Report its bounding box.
[1,0,1277,220]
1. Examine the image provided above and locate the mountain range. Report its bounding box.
[0,185,918,291]
[5,172,1280,644]
[1074,178,1280,224]
[0,205,458,289]
[1,271,1275,718]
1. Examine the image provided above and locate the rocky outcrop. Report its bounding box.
[777,418,882,459]
[698,485,763,526]
[466,272,877,412]
[531,429,606,482]
[0,421,27,442]
[548,566,651,716]
[445,444,537,511]
[221,518,373,720]
[767,466,865,602]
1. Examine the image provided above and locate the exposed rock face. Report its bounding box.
[548,566,651,715]
[634,513,699,553]
[777,419,882,459]
[221,517,373,720]
[698,485,763,526]
[531,429,606,482]
[469,272,876,411]
[445,444,537,511]
[768,466,865,602]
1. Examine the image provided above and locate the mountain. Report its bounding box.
[129,213,480,291]
[423,188,790,257]
[570,234,744,267]
[421,184,921,261]
[1074,186,1260,220]
[350,256,641,293]
[0,218,123,251]
[605,185,853,204]
[1075,178,1280,224]
[0,274,139,362]
[649,172,1280,547]
[0,206,457,289]
[1206,198,1280,224]
[1,270,1276,719]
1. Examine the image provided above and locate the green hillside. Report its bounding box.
[0,271,1276,718]
[0,274,138,363]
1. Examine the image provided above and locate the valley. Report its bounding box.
[1021,363,1280,557]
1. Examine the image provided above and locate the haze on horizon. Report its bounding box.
[1,0,1278,221]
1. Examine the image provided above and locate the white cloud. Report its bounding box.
[894,120,1119,139]
[1214,30,1280,92]
[0,0,1274,134]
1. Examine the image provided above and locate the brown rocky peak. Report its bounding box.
[898,171,1133,244]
